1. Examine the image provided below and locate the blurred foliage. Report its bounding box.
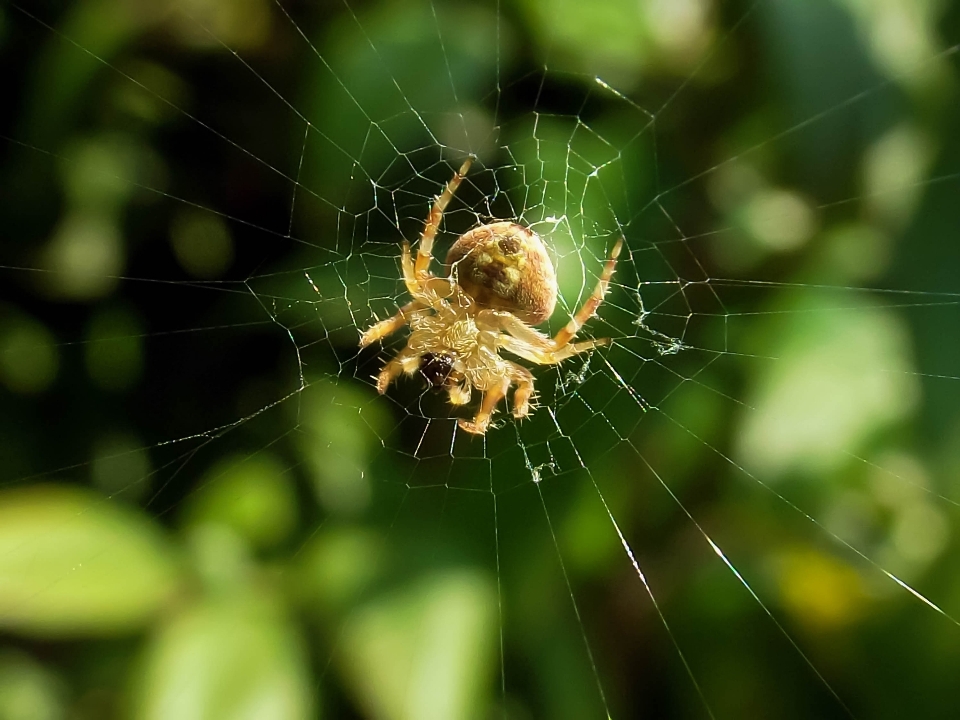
[1,0,960,718]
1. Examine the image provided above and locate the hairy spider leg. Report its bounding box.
[375,347,420,394]
[552,237,623,348]
[359,241,459,349]
[359,300,425,348]
[447,381,472,406]
[457,361,537,435]
[416,156,474,276]
[401,240,421,296]
[458,376,510,435]
[400,240,458,301]
[498,326,611,365]
[508,362,536,418]
[490,237,621,364]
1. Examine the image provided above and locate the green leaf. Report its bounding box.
[0,650,65,720]
[0,485,182,637]
[294,525,383,617]
[736,294,919,478]
[182,453,298,551]
[338,570,497,720]
[133,595,315,720]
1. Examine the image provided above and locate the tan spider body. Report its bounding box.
[360,157,622,435]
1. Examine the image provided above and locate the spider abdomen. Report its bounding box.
[445,221,557,325]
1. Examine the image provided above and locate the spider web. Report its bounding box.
[2,0,960,717]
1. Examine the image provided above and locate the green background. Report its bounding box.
[1,0,960,717]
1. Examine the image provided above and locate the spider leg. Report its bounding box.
[458,377,509,435]
[361,241,450,348]
[500,332,610,365]
[552,237,622,349]
[496,316,553,351]
[401,240,421,297]
[508,362,536,419]
[375,348,420,394]
[447,380,472,406]
[493,238,621,361]
[416,156,474,276]
[401,240,458,305]
[360,300,425,348]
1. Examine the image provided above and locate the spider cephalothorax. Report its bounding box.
[360,157,622,435]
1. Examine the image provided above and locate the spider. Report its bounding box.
[360,157,622,435]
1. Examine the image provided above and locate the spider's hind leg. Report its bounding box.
[552,237,622,349]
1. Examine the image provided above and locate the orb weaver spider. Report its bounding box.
[360,157,622,435]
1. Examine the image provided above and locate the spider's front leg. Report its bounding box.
[416,156,474,276]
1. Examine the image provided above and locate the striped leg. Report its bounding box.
[551,238,622,348]
[416,157,474,276]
